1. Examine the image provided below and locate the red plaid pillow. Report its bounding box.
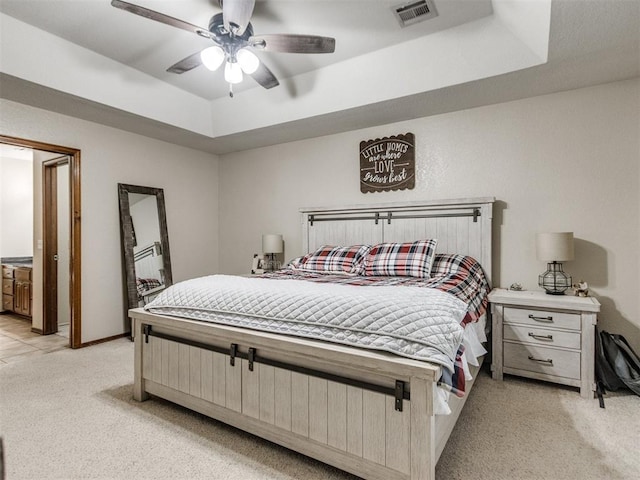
[297,245,371,275]
[363,239,438,278]
[430,253,473,276]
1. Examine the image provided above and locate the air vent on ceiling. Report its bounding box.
[392,0,438,28]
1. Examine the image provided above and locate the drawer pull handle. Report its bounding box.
[528,355,553,365]
[528,332,554,341]
[528,314,553,323]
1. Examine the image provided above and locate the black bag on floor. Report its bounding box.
[595,328,640,407]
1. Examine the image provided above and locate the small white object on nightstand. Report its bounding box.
[489,288,600,398]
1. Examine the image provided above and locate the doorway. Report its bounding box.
[0,135,81,349]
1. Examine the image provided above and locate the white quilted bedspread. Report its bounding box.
[145,275,468,370]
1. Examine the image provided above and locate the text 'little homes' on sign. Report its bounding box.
[359,133,415,193]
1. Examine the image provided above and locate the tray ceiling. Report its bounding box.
[0,0,638,154]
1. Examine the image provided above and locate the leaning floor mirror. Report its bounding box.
[118,184,173,332]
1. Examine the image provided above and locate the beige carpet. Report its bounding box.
[0,338,638,480]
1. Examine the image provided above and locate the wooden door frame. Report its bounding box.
[0,135,82,349]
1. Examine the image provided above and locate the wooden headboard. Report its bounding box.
[300,197,495,286]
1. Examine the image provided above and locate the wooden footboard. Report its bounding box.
[130,309,455,480]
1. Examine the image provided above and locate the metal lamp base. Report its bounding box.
[264,253,281,273]
[538,261,572,295]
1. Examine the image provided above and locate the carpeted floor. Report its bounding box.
[0,338,638,480]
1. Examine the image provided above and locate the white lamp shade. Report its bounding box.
[237,48,260,74]
[262,234,283,254]
[224,61,243,84]
[536,232,574,262]
[200,46,225,71]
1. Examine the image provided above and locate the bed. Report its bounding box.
[129,197,494,480]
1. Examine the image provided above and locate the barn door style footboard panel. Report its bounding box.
[131,312,440,480]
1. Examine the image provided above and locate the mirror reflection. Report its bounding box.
[129,192,165,304]
[118,184,172,325]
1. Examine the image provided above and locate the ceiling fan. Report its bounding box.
[111,0,336,97]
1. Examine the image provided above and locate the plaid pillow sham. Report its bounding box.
[287,256,304,269]
[363,239,438,278]
[431,253,470,276]
[136,277,162,296]
[295,244,371,275]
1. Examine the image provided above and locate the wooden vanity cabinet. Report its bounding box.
[1,265,32,318]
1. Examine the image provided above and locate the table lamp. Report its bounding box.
[262,234,283,272]
[536,232,574,295]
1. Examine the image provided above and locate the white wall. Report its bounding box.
[219,78,640,351]
[0,156,33,257]
[0,99,220,343]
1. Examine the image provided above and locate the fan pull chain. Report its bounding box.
[229,83,234,98]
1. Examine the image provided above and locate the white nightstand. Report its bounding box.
[489,288,600,398]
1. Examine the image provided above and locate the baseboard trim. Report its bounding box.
[31,327,43,334]
[78,333,129,349]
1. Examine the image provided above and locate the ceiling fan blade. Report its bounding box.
[250,34,336,54]
[222,0,255,36]
[250,62,280,89]
[111,0,212,39]
[167,51,203,74]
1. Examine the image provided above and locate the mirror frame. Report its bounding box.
[118,183,173,323]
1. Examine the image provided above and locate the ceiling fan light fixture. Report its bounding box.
[237,48,260,74]
[111,1,336,95]
[200,46,225,71]
[224,60,243,84]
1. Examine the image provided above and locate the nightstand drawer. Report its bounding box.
[504,306,581,330]
[504,324,581,349]
[2,267,14,279]
[503,342,580,380]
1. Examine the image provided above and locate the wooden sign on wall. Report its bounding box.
[359,132,415,193]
